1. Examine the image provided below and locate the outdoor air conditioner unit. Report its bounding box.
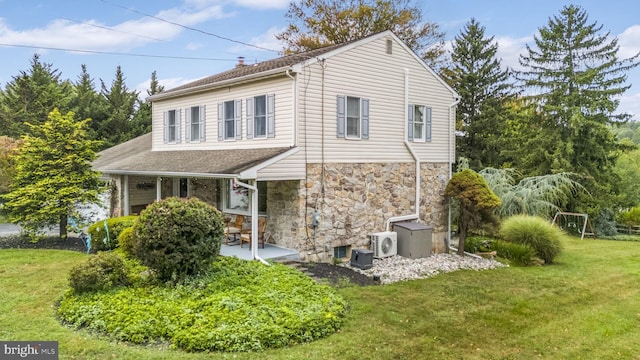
[370,231,397,258]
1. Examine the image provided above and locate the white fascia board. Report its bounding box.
[98,170,237,178]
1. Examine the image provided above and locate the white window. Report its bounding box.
[224,179,268,215]
[186,105,205,142]
[336,95,369,139]
[224,101,235,140]
[163,109,181,144]
[218,100,242,141]
[247,94,275,139]
[408,104,432,142]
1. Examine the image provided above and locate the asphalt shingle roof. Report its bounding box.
[93,133,293,176]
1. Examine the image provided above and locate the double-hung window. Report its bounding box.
[247,94,275,139]
[218,100,242,141]
[186,105,205,142]
[408,104,432,142]
[224,179,268,215]
[336,95,369,139]
[163,109,181,143]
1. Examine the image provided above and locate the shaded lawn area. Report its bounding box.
[2,237,640,359]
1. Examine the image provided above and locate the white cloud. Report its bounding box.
[619,92,640,121]
[233,0,290,10]
[495,35,532,72]
[618,25,640,60]
[0,4,229,53]
[228,26,286,55]
[186,42,204,51]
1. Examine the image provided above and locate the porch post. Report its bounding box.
[156,177,162,201]
[123,175,130,216]
[250,179,258,260]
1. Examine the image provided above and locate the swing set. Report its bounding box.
[551,212,596,240]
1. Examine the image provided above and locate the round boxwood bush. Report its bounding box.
[499,215,564,264]
[117,226,134,257]
[68,252,131,293]
[87,215,138,252]
[131,197,224,281]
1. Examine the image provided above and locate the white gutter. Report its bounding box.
[385,69,420,231]
[447,97,461,252]
[285,69,297,147]
[233,178,269,265]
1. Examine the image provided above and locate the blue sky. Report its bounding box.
[0,0,638,119]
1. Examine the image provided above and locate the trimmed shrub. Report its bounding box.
[464,236,536,266]
[499,215,564,264]
[87,215,138,252]
[117,226,134,257]
[68,252,131,293]
[491,239,537,266]
[131,197,224,282]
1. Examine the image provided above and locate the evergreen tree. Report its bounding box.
[442,18,513,169]
[70,65,108,141]
[0,54,74,137]
[2,109,102,239]
[99,66,138,148]
[515,5,639,211]
[130,71,164,138]
[277,0,445,67]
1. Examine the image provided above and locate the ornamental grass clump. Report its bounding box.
[499,215,564,264]
[131,197,225,282]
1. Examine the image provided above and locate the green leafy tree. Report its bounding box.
[515,5,639,210]
[130,71,164,138]
[442,18,514,169]
[613,148,640,208]
[99,66,138,148]
[277,0,445,67]
[0,136,22,194]
[2,109,102,238]
[70,65,109,141]
[0,54,74,137]
[445,169,501,255]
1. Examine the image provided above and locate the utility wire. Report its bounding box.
[60,17,166,42]
[99,0,280,54]
[0,43,238,61]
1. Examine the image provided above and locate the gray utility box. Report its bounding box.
[350,249,374,270]
[393,221,432,259]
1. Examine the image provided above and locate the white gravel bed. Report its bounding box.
[343,253,508,285]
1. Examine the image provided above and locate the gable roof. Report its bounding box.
[93,133,293,178]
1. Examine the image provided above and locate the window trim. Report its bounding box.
[163,109,181,144]
[247,94,275,140]
[408,104,432,143]
[218,100,242,141]
[337,95,369,140]
[186,105,206,143]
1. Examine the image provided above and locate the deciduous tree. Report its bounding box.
[277,0,445,67]
[2,109,102,238]
[0,136,22,194]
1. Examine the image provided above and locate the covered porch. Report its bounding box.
[92,133,303,262]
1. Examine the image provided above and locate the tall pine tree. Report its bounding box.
[130,71,164,138]
[70,65,108,141]
[442,18,513,169]
[515,5,639,212]
[0,54,74,137]
[99,66,138,148]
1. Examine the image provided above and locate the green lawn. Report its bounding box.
[2,237,640,359]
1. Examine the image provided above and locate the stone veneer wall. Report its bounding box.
[267,162,450,262]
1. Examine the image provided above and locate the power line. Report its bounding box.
[0,43,238,62]
[99,0,280,54]
[60,17,166,43]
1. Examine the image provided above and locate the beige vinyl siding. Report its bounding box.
[129,176,157,206]
[256,153,306,180]
[152,76,294,151]
[296,34,455,164]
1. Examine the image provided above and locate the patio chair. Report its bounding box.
[240,217,267,249]
[224,214,244,245]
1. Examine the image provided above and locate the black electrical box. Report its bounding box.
[350,249,374,270]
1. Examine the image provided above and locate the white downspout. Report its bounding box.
[156,177,161,202]
[386,69,420,231]
[447,97,461,253]
[234,178,269,265]
[286,69,297,147]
